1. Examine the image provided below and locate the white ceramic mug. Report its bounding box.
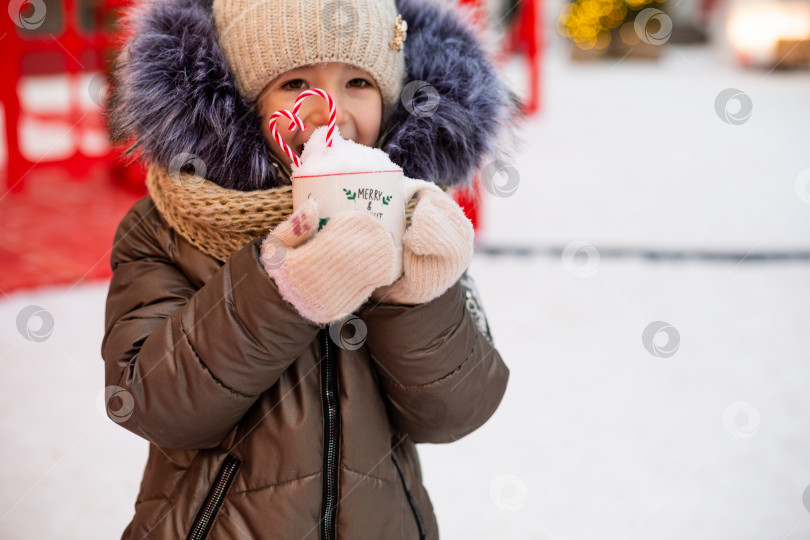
[292,169,438,278]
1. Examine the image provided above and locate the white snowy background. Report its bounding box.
[2,3,810,538]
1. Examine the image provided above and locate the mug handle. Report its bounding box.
[403,177,444,201]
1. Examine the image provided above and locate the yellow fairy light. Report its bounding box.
[559,0,666,48]
[595,30,612,49]
[619,21,641,44]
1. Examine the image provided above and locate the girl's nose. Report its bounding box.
[302,91,344,128]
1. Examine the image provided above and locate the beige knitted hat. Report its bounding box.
[213,0,408,117]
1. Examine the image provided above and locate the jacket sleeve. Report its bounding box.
[101,199,321,450]
[358,279,509,444]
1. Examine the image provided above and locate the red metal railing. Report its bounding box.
[1,0,136,194]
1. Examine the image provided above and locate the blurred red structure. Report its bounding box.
[503,0,542,115]
[1,0,146,294]
[454,0,541,237]
[0,0,541,293]
[1,0,144,195]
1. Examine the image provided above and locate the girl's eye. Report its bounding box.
[347,78,372,88]
[282,79,307,90]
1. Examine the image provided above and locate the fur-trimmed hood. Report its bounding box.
[105,0,520,191]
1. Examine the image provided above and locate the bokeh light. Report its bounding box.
[558,0,665,49]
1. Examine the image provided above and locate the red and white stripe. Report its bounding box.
[292,88,336,148]
[268,109,305,168]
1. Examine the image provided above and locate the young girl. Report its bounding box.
[102,0,516,537]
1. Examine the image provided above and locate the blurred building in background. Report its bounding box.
[1,0,809,292]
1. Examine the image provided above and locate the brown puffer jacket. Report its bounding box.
[102,195,510,539]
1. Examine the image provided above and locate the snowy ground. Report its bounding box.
[2,36,810,540]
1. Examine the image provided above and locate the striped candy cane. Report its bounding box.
[268,109,306,167]
[292,89,336,148]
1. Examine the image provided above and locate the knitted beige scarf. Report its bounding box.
[145,164,439,263]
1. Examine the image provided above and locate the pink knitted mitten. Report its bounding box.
[260,199,398,324]
[371,186,474,306]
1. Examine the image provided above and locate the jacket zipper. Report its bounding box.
[460,272,494,345]
[186,453,241,540]
[320,328,340,540]
[391,453,427,539]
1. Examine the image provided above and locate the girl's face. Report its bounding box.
[258,62,383,166]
